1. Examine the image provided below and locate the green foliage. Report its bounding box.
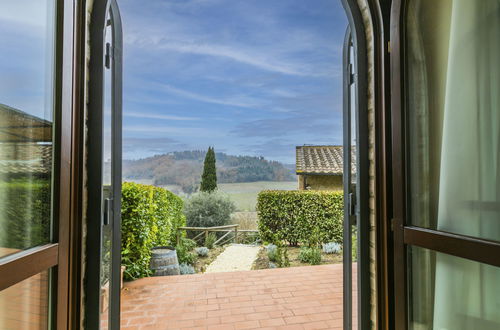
[299,247,322,265]
[257,190,343,246]
[179,237,197,250]
[175,237,197,265]
[200,147,217,192]
[184,191,236,228]
[121,182,186,281]
[176,245,197,265]
[0,180,51,250]
[205,232,217,249]
[352,231,358,261]
[266,243,289,268]
[153,186,187,247]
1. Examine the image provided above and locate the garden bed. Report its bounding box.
[192,245,226,273]
[252,246,343,270]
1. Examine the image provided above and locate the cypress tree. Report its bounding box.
[200,147,217,192]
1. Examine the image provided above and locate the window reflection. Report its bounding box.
[0,0,55,258]
[0,269,50,329]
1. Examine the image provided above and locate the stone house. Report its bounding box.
[295,145,347,191]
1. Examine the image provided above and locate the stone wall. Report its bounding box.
[298,175,343,191]
[356,0,378,328]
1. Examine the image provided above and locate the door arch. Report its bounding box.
[341,0,371,329]
[86,0,123,328]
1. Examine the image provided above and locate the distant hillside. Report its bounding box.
[123,150,295,193]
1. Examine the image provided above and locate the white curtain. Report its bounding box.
[433,0,500,329]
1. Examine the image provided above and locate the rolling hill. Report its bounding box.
[123,151,295,193]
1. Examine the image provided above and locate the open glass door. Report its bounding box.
[86,0,122,328]
[342,2,370,325]
[0,0,75,327]
[342,26,356,330]
[391,0,500,328]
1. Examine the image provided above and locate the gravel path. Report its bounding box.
[205,244,261,273]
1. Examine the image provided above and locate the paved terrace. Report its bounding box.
[120,264,356,330]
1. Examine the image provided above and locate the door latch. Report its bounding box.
[105,42,112,69]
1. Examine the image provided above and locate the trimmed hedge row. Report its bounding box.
[257,190,343,246]
[121,182,186,280]
[0,180,51,250]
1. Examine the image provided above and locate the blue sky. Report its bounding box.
[0,1,55,121]
[121,0,347,163]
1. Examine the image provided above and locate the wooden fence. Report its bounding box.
[176,224,259,246]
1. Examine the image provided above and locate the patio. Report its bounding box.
[119,263,356,330]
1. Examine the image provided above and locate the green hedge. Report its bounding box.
[257,190,343,246]
[0,180,51,251]
[121,182,186,280]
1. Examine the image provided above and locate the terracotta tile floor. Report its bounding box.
[120,264,356,329]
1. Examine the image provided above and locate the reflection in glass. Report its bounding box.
[0,270,50,329]
[100,12,114,327]
[408,246,500,330]
[0,0,55,258]
[406,1,500,329]
[406,0,500,242]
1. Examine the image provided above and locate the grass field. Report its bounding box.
[123,179,297,211]
[218,181,297,211]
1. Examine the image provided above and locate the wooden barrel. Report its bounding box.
[150,247,180,276]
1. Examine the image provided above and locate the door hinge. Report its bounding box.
[387,41,391,53]
[390,218,394,231]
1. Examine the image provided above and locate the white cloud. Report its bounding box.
[123,125,226,138]
[127,35,337,78]
[125,111,199,121]
[156,83,263,109]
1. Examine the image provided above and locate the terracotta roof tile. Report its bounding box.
[295,145,355,175]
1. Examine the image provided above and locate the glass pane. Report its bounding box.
[0,270,51,329]
[406,0,500,242]
[408,246,500,330]
[100,12,114,328]
[0,0,56,258]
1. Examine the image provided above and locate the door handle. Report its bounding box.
[104,198,114,226]
[348,193,357,226]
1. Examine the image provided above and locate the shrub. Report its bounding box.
[266,244,278,262]
[176,237,197,265]
[323,242,342,254]
[179,237,197,250]
[299,247,322,265]
[257,190,343,246]
[121,182,186,280]
[184,191,236,228]
[176,245,197,265]
[266,243,289,267]
[195,247,209,257]
[205,232,217,249]
[153,186,187,247]
[179,263,195,275]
